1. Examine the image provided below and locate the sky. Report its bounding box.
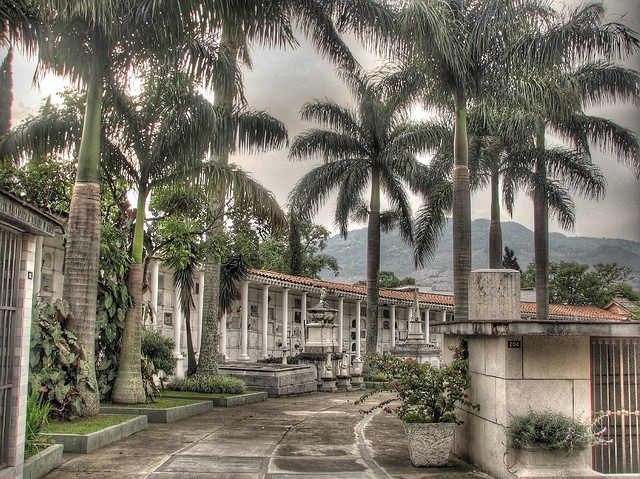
[4,0,640,243]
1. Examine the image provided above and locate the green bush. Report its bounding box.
[25,392,53,456]
[141,329,175,376]
[168,374,246,394]
[508,410,609,454]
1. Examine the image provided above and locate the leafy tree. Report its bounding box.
[521,263,536,289]
[502,247,522,272]
[0,47,12,138]
[593,263,633,289]
[257,216,339,279]
[379,271,415,288]
[289,70,439,355]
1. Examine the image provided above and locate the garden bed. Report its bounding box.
[163,390,268,407]
[40,415,147,454]
[23,444,64,479]
[99,399,212,423]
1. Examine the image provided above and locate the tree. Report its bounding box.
[379,271,415,288]
[502,247,521,272]
[289,71,441,355]
[257,216,340,279]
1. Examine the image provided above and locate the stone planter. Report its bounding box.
[23,444,64,479]
[510,447,600,478]
[404,421,455,467]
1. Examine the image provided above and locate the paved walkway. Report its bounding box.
[42,391,493,479]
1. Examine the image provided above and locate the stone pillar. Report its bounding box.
[301,291,307,350]
[390,304,396,349]
[33,235,43,299]
[281,287,289,355]
[219,311,228,360]
[469,269,520,321]
[261,284,270,359]
[425,308,430,344]
[338,297,344,350]
[196,269,204,355]
[173,284,184,377]
[351,299,364,389]
[150,259,159,328]
[238,281,250,361]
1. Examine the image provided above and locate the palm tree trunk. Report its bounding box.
[452,89,471,321]
[534,123,549,320]
[488,166,503,269]
[184,307,197,375]
[62,58,103,416]
[365,167,381,355]
[112,190,147,403]
[199,24,239,370]
[111,262,146,404]
[198,262,221,375]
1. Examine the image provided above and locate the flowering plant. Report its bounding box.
[356,343,479,424]
[507,409,613,455]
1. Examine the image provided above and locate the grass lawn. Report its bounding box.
[102,398,204,409]
[41,414,134,435]
[163,390,247,398]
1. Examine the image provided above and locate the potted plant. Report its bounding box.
[356,341,479,467]
[507,409,612,475]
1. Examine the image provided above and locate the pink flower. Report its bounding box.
[394,382,399,392]
[383,406,392,414]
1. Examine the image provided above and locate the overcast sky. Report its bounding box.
[4,0,639,243]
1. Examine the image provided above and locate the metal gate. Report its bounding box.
[0,226,20,469]
[591,337,639,474]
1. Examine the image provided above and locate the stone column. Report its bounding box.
[351,299,364,389]
[338,297,344,351]
[261,284,270,359]
[150,259,159,328]
[238,281,250,361]
[301,291,307,350]
[196,269,204,355]
[281,287,289,355]
[173,285,184,377]
[33,236,43,300]
[390,304,396,349]
[425,308,430,344]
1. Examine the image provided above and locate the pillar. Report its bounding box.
[425,308,430,344]
[261,284,270,359]
[150,259,159,328]
[219,311,228,360]
[355,299,362,361]
[238,281,250,361]
[33,235,43,300]
[338,297,344,351]
[282,287,289,354]
[196,269,204,354]
[173,284,184,377]
[301,291,307,350]
[351,299,364,388]
[390,304,396,349]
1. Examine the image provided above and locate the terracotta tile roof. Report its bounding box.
[249,269,628,322]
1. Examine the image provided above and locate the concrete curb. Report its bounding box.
[43,415,147,454]
[163,391,268,407]
[23,444,64,479]
[99,401,212,423]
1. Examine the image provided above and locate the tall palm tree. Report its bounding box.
[289,72,445,355]
[1,0,40,51]
[509,2,640,320]
[394,0,552,321]
[198,0,395,375]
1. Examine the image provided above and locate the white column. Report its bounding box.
[390,304,396,349]
[219,311,228,359]
[261,284,270,359]
[196,269,204,354]
[425,308,431,343]
[355,299,362,360]
[238,281,250,361]
[301,291,307,350]
[173,285,184,377]
[33,236,43,300]
[338,297,344,351]
[281,287,289,353]
[150,259,159,328]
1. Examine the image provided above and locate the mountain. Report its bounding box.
[320,219,640,290]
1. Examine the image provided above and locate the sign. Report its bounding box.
[507,340,521,349]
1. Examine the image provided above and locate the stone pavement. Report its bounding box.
[42,391,494,479]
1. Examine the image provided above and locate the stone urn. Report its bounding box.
[404,422,455,467]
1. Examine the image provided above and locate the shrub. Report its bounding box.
[508,409,613,455]
[25,392,53,456]
[141,328,175,376]
[168,374,246,394]
[30,299,92,419]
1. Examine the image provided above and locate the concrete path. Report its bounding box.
[42,391,493,479]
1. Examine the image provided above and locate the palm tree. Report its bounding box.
[198,0,395,375]
[289,71,445,355]
[0,0,40,51]
[509,2,640,320]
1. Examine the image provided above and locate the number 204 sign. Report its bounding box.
[507,340,521,349]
